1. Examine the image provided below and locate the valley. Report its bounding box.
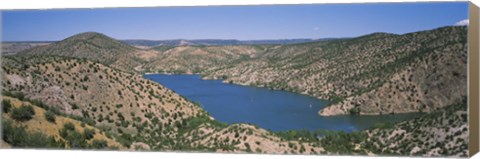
[142,26,468,117]
[1,26,468,157]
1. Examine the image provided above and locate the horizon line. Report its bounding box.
[2,25,465,43]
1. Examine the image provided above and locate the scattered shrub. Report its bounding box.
[91,139,108,149]
[11,104,35,122]
[58,122,89,148]
[44,110,56,123]
[72,103,79,109]
[59,122,76,138]
[115,104,123,108]
[12,92,26,101]
[2,119,63,148]
[117,134,133,148]
[2,100,12,113]
[65,130,87,149]
[349,107,361,115]
[84,128,95,140]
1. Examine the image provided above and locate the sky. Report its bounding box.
[1,2,469,41]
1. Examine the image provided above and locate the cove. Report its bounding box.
[144,74,423,132]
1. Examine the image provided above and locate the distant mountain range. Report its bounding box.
[121,38,349,47]
[3,38,350,51]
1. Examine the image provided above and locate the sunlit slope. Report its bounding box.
[2,96,124,149]
[17,32,159,73]
[150,26,467,116]
[1,55,325,153]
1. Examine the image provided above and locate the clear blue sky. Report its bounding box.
[2,2,468,41]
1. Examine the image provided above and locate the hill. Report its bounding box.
[15,32,159,73]
[359,98,468,156]
[1,55,325,153]
[149,26,467,116]
[1,42,51,55]
[142,45,269,74]
[11,26,468,117]
[8,26,467,116]
[1,26,469,157]
[311,98,468,157]
[2,55,202,149]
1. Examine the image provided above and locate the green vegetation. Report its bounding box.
[320,131,367,154]
[11,104,35,122]
[0,26,468,156]
[58,122,98,149]
[64,130,88,148]
[9,92,25,101]
[349,107,361,115]
[115,104,123,108]
[2,119,64,148]
[370,121,395,130]
[91,139,108,149]
[183,114,228,131]
[59,122,76,138]
[44,110,56,123]
[71,103,79,109]
[1,96,120,150]
[2,99,12,113]
[116,133,133,148]
[275,129,325,142]
[84,128,96,140]
[2,91,97,126]
[329,96,345,104]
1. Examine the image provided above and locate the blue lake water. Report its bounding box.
[145,74,423,132]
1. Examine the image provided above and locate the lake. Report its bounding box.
[144,74,423,132]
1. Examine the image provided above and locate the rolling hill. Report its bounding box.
[1,42,51,55]
[1,26,469,157]
[136,26,468,116]
[362,98,468,156]
[16,32,160,73]
[1,55,326,154]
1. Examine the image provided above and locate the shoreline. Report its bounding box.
[142,72,426,118]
